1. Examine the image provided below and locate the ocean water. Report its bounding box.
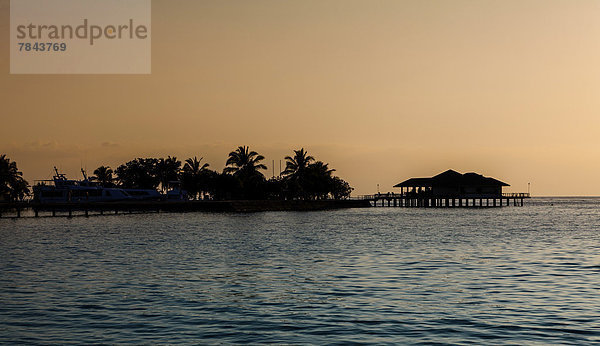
[1,198,600,344]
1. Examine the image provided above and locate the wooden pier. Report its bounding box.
[371,169,532,208]
[0,192,530,218]
[356,192,530,208]
[0,199,372,218]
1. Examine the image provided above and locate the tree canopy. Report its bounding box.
[99,147,353,200]
[0,155,30,202]
[11,146,354,202]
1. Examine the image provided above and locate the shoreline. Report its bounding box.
[0,199,372,217]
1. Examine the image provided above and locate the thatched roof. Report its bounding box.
[394,169,509,188]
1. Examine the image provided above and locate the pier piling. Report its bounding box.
[355,192,529,209]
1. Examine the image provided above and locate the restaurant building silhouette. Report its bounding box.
[367,169,529,207]
[394,169,508,197]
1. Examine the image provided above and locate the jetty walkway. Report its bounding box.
[0,193,531,218]
[0,199,371,218]
[353,192,530,207]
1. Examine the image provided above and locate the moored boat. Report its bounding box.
[33,168,132,204]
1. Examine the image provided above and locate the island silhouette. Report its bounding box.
[0,148,529,217]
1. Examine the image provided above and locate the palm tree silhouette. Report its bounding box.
[224,146,267,176]
[305,161,336,199]
[182,157,210,200]
[93,166,114,187]
[224,146,267,199]
[0,155,29,202]
[283,148,314,179]
[183,157,209,174]
[156,156,181,192]
[308,161,335,177]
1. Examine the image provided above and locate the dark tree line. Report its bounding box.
[0,155,29,202]
[0,147,354,202]
[95,146,353,200]
[111,156,181,192]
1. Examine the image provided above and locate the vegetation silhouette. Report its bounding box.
[1,146,354,202]
[283,148,315,178]
[108,146,353,200]
[92,166,114,187]
[114,158,161,190]
[282,148,314,199]
[181,156,211,200]
[224,146,267,176]
[156,156,181,193]
[223,146,268,199]
[0,155,29,202]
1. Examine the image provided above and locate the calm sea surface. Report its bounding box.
[1,198,600,344]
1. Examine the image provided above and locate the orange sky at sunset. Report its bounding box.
[2,0,600,195]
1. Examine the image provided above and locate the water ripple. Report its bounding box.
[1,198,600,344]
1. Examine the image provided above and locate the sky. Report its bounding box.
[2,0,600,196]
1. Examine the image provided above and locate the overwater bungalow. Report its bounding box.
[366,169,529,207]
[394,169,508,198]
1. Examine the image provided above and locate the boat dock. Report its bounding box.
[0,193,530,218]
[0,199,372,218]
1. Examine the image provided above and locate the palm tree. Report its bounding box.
[9,178,30,202]
[305,161,336,199]
[224,146,267,199]
[182,157,210,200]
[183,156,209,174]
[308,161,335,177]
[155,156,181,192]
[281,148,315,199]
[224,146,267,177]
[0,155,29,202]
[283,148,314,179]
[93,166,114,187]
[0,155,15,197]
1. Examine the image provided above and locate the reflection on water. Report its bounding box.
[1,198,600,344]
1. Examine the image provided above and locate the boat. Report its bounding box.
[165,181,189,201]
[123,188,164,201]
[33,167,133,204]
